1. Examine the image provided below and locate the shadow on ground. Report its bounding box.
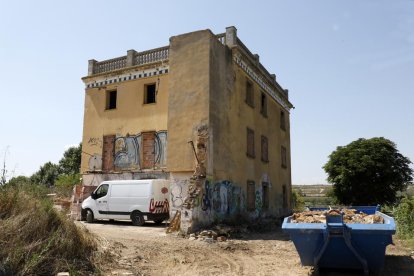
[308,255,414,276]
[89,219,168,228]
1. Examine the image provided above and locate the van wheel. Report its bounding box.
[131,211,145,226]
[86,209,94,223]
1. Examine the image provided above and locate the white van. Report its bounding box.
[81,179,170,226]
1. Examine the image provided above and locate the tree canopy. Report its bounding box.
[323,137,413,206]
[30,162,60,187]
[28,143,82,187]
[58,143,82,175]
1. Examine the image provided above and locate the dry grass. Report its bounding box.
[0,185,101,275]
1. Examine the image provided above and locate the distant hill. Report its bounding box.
[293,184,414,207]
[293,184,334,206]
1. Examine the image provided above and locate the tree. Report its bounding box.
[55,173,81,197]
[58,143,82,175]
[6,175,31,187]
[31,162,60,187]
[323,137,413,206]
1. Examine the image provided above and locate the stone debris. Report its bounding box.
[291,209,384,224]
[187,228,228,242]
[217,236,227,242]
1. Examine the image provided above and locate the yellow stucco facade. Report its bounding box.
[80,27,293,229]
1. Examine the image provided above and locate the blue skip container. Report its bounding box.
[282,206,395,274]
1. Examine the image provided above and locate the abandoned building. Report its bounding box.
[80,26,293,231]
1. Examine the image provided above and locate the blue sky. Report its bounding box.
[0,0,413,184]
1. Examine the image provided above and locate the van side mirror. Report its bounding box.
[91,193,97,200]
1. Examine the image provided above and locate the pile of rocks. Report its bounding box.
[291,209,384,224]
[188,230,228,242]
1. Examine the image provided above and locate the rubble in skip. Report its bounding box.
[291,209,384,224]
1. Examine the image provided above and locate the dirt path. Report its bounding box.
[77,221,414,276]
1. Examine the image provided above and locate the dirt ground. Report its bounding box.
[77,221,414,276]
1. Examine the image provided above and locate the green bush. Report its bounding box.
[292,190,305,212]
[55,173,81,197]
[394,196,414,239]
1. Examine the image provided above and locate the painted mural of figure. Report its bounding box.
[114,136,140,168]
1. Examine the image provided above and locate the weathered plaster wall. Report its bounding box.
[167,30,212,173]
[167,30,292,230]
[206,39,292,218]
[80,73,169,173]
[224,62,292,217]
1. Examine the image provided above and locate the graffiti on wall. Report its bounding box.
[87,131,167,171]
[255,189,263,216]
[155,131,167,168]
[170,179,189,209]
[87,137,103,148]
[87,154,102,171]
[201,180,212,212]
[86,131,167,171]
[200,180,244,218]
[114,135,141,169]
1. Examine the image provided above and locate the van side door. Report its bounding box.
[95,184,109,218]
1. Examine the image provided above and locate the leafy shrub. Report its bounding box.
[291,190,305,212]
[394,195,414,239]
[55,173,81,197]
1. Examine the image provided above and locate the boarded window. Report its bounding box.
[102,135,115,172]
[246,128,255,158]
[247,181,255,211]
[144,84,156,104]
[280,110,286,130]
[261,135,268,162]
[282,185,288,209]
[262,182,269,210]
[260,92,267,117]
[106,90,117,110]
[281,146,287,168]
[245,79,254,107]
[142,131,155,169]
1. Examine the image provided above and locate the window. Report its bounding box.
[106,90,117,110]
[281,146,287,168]
[262,182,269,210]
[261,135,268,162]
[280,110,286,130]
[247,181,255,211]
[144,83,156,104]
[260,92,267,117]
[245,79,254,107]
[95,184,109,199]
[246,128,255,158]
